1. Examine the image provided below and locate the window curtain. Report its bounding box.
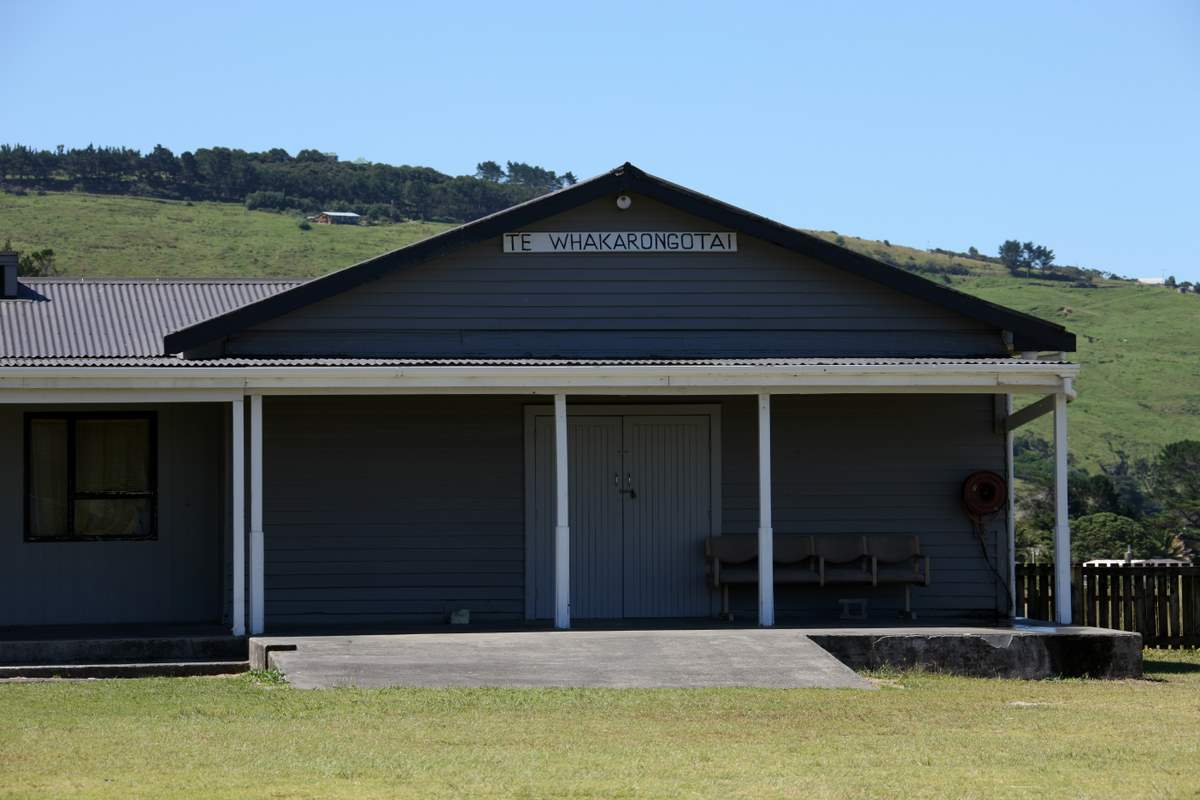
[74,418,150,537]
[28,419,68,539]
[75,419,149,492]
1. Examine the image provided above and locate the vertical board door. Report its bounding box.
[621,415,713,618]
[531,416,624,619]
[530,412,713,619]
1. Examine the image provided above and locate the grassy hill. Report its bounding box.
[0,191,450,278]
[807,231,1200,470]
[3,191,1198,470]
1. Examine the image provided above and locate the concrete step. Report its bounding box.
[0,636,247,667]
[0,660,249,680]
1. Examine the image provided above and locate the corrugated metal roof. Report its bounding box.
[0,356,1061,369]
[0,279,301,357]
[0,278,1067,369]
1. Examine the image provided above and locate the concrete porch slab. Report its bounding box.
[255,629,874,689]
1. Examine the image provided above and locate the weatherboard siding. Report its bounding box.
[262,396,528,626]
[721,393,1008,617]
[0,403,225,627]
[223,194,1005,359]
[260,394,1005,626]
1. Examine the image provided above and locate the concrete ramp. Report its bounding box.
[259,629,872,689]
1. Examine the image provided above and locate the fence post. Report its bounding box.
[1071,564,1084,626]
[1138,571,1155,646]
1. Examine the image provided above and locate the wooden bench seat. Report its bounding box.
[705,533,931,618]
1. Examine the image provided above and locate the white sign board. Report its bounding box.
[502,231,737,253]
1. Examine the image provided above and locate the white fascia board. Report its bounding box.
[0,362,1079,398]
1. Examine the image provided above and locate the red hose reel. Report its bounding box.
[962,470,1007,520]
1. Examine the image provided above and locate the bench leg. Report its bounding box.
[721,585,731,620]
[898,585,917,621]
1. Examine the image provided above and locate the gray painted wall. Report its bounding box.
[261,393,1006,628]
[721,394,1008,618]
[262,396,528,627]
[0,403,226,627]
[224,194,1005,359]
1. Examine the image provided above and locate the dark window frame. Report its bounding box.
[23,410,158,543]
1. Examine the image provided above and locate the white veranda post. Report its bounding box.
[758,392,775,627]
[553,394,571,630]
[1053,388,1072,624]
[230,398,246,637]
[249,394,265,635]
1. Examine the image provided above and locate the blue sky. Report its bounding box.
[4,1,1198,280]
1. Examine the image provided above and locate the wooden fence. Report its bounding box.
[1016,563,1200,647]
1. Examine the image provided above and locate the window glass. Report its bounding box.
[26,414,155,541]
[74,498,151,538]
[76,418,150,493]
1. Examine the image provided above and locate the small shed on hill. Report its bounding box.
[316,211,361,225]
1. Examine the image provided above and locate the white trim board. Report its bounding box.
[0,369,1077,403]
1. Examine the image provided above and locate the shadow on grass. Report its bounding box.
[1143,659,1200,676]
[1142,648,1200,681]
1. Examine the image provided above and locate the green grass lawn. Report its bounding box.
[0,650,1197,799]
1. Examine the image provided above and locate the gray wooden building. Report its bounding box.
[0,165,1078,634]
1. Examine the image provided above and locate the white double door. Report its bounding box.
[530,413,713,619]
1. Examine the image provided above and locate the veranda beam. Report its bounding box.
[249,394,265,635]
[231,398,245,637]
[758,392,775,627]
[1053,389,1072,624]
[1003,394,1056,433]
[553,394,570,630]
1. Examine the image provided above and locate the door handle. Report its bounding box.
[620,472,637,499]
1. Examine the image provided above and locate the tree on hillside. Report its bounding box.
[139,144,179,187]
[2,239,58,277]
[998,240,1055,277]
[505,161,577,191]
[0,142,576,224]
[999,240,1024,274]
[1025,242,1055,271]
[1148,441,1200,533]
[475,161,506,182]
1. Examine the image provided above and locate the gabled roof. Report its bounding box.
[163,163,1075,354]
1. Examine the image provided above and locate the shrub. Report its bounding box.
[297,220,311,231]
[1071,512,1160,561]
